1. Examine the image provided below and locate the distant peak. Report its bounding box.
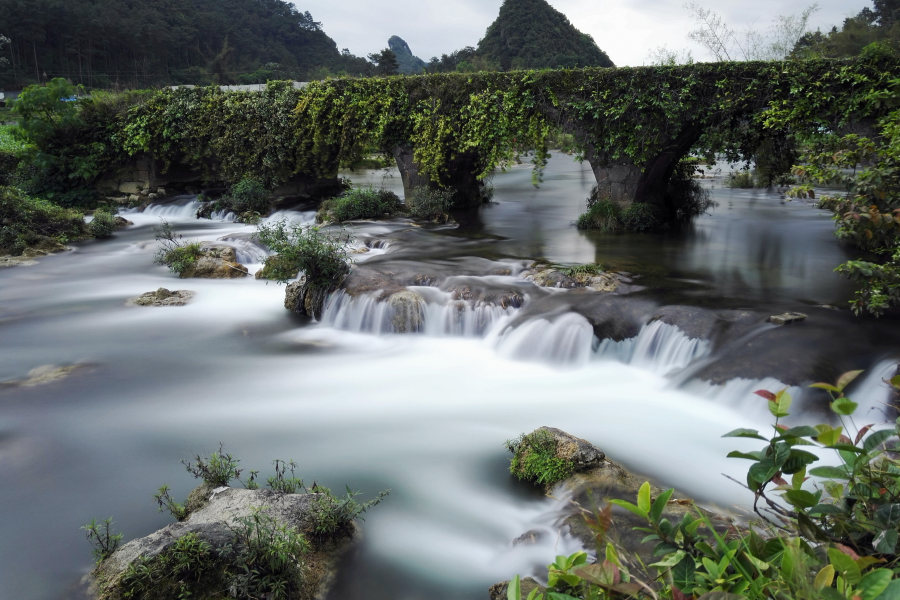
[387,36,426,74]
[388,36,413,56]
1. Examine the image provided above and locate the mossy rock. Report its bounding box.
[183,481,217,516]
[505,427,605,489]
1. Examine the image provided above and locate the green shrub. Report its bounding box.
[197,178,271,223]
[153,485,189,521]
[319,188,401,223]
[504,429,574,487]
[89,209,117,238]
[576,198,621,231]
[152,219,203,275]
[224,177,270,214]
[118,533,219,600]
[81,518,123,564]
[228,510,308,600]
[407,187,454,221]
[725,170,756,188]
[305,484,390,544]
[0,185,87,254]
[619,203,662,232]
[255,218,351,287]
[267,459,304,494]
[181,443,243,487]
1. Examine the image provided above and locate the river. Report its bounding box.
[1,153,897,599]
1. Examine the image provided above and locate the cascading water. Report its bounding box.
[320,289,517,337]
[596,320,711,375]
[5,155,900,600]
[846,359,899,421]
[122,197,203,219]
[492,313,596,367]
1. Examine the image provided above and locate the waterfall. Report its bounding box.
[215,236,270,265]
[596,321,711,375]
[846,359,898,421]
[492,313,595,367]
[320,290,517,336]
[210,209,237,222]
[126,199,203,220]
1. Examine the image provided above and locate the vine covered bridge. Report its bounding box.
[94,58,895,221]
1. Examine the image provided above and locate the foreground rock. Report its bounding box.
[129,288,194,307]
[180,245,249,279]
[495,427,740,593]
[84,486,357,600]
[285,276,337,320]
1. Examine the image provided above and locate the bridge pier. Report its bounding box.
[583,126,701,211]
[393,144,489,207]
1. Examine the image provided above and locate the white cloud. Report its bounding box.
[296,0,872,66]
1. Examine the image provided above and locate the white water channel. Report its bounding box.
[1,156,898,600]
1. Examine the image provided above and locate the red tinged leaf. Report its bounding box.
[672,587,688,600]
[601,560,621,585]
[855,425,874,445]
[755,390,777,401]
[836,543,860,560]
[776,424,789,431]
[772,476,788,486]
[839,435,853,445]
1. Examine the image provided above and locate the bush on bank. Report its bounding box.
[0,185,88,255]
[507,372,900,600]
[779,79,900,316]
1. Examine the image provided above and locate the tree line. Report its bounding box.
[0,0,376,89]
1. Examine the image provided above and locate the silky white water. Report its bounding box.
[1,155,898,600]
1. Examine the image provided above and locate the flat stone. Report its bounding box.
[768,312,808,326]
[1,364,87,387]
[130,288,194,307]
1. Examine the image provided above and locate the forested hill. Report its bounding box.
[0,0,373,89]
[477,0,615,69]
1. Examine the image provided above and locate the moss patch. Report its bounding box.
[505,429,575,487]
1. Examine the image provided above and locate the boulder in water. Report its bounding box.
[768,312,808,325]
[526,267,579,289]
[130,288,194,307]
[506,427,605,488]
[388,290,425,333]
[180,245,248,279]
[285,276,333,320]
[495,427,739,593]
[83,485,357,600]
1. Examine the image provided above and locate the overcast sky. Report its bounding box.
[295,0,870,66]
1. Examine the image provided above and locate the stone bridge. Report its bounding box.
[101,58,893,219]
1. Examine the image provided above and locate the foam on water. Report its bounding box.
[596,321,711,375]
